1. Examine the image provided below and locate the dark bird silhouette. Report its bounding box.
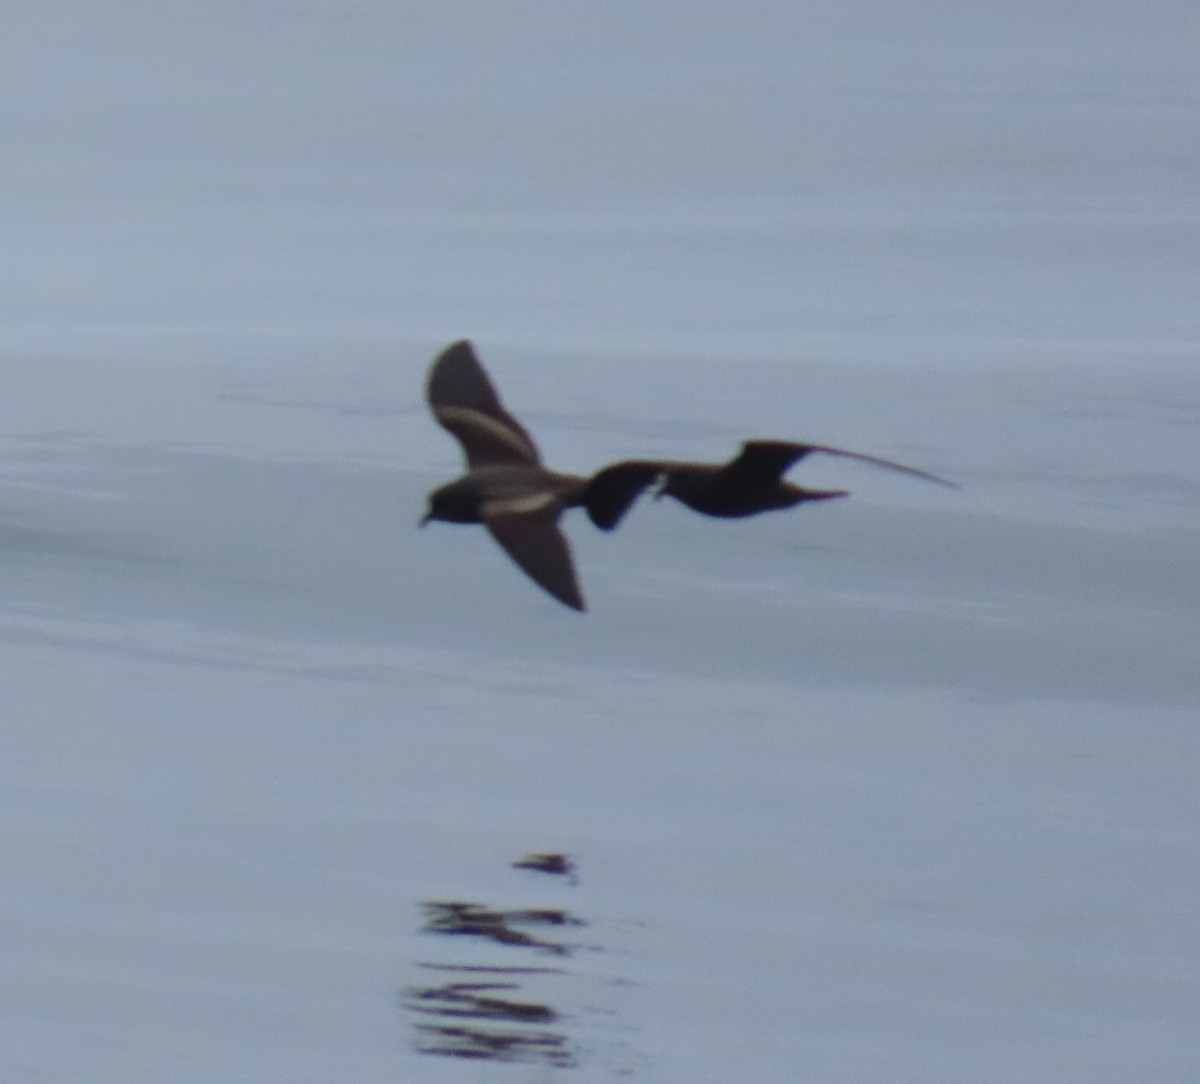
[420,340,590,611]
[421,340,956,608]
[584,439,957,531]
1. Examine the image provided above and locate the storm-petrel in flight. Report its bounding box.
[584,439,956,531]
[421,341,956,609]
[420,339,592,611]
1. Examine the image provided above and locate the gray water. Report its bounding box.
[3,4,1198,1081]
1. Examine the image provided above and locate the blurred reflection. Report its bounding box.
[512,851,578,882]
[420,900,583,954]
[404,853,589,1069]
[406,963,575,1066]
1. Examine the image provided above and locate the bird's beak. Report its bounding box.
[418,510,432,528]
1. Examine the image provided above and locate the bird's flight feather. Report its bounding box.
[426,340,540,467]
[485,507,585,611]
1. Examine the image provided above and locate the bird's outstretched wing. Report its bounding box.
[727,440,957,488]
[484,504,585,611]
[426,340,540,467]
[582,461,668,531]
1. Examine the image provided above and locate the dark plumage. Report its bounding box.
[584,439,957,531]
[421,339,957,609]
[421,340,589,611]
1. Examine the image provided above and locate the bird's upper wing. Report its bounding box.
[723,441,816,483]
[581,460,669,531]
[728,440,957,488]
[426,340,541,467]
[484,501,585,611]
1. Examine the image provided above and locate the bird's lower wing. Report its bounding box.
[485,507,586,611]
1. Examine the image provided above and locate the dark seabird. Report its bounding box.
[584,439,957,531]
[420,340,590,611]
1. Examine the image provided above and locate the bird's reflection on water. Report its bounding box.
[403,852,595,1069]
[420,899,583,954]
[407,963,575,1067]
[511,851,579,883]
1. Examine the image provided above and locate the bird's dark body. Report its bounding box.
[660,466,846,518]
[425,466,588,524]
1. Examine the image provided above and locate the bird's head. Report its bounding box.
[420,479,480,526]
